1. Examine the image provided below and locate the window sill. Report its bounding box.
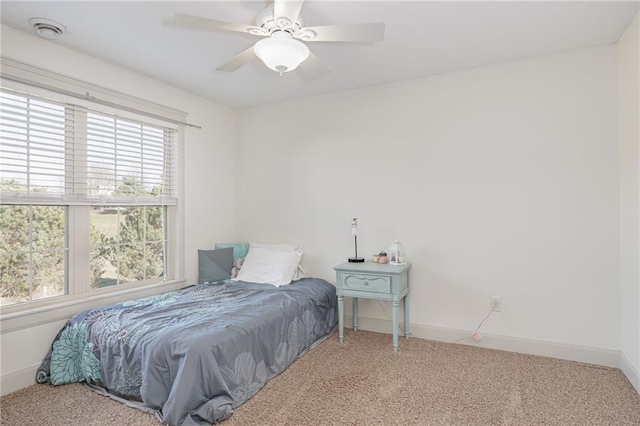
[0,279,187,334]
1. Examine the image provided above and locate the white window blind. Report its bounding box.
[0,92,67,197]
[0,89,177,206]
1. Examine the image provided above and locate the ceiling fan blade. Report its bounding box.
[298,52,330,80]
[217,46,257,72]
[274,0,305,27]
[297,23,385,43]
[167,13,267,36]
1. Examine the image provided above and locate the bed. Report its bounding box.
[36,278,337,425]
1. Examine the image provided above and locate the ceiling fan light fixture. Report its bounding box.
[254,33,309,76]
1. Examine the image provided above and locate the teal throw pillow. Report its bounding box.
[214,242,249,259]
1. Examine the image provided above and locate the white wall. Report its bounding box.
[0,25,237,393]
[236,46,621,353]
[617,11,640,392]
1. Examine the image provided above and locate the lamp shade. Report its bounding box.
[254,33,310,74]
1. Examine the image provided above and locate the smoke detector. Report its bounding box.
[29,18,66,40]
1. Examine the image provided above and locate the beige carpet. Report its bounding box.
[2,330,639,425]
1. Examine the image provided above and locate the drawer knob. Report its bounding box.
[364,281,369,286]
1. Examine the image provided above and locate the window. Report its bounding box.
[0,88,178,307]
[0,205,67,304]
[90,206,166,288]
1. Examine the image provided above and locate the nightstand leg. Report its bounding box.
[353,298,358,331]
[338,295,344,344]
[392,300,399,353]
[404,293,410,339]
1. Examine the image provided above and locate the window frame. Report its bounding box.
[0,64,186,318]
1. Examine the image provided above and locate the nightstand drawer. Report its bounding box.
[343,274,391,293]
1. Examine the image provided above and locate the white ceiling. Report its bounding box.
[1,1,638,109]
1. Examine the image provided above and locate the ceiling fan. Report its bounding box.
[166,0,385,79]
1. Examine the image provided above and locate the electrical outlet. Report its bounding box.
[491,297,502,312]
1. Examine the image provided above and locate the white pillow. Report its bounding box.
[249,242,306,280]
[234,247,302,287]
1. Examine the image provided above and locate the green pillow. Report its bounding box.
[214,242,249,259]
[198,247,233,283]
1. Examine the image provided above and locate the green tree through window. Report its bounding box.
[91,177,165,288]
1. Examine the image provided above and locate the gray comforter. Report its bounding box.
[36,278,337,425]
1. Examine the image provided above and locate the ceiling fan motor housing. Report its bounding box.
[256,4,304,35]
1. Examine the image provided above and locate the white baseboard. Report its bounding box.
[620,351,640,393]
[1,363,39,396]
[344,315,620,368]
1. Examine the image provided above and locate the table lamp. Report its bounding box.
[348,218,365,263]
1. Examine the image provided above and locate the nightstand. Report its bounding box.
[333,262,411,352]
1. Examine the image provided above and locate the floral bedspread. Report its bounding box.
[36,279,337,425]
